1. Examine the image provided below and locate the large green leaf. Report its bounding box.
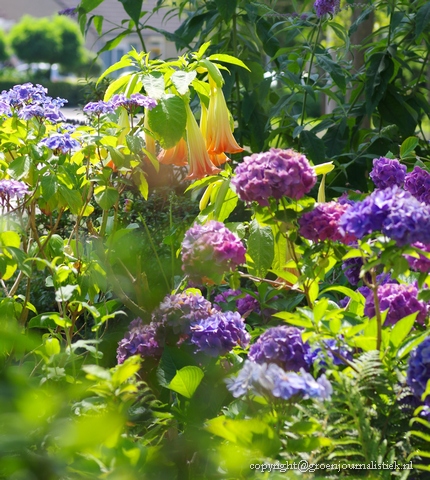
[246,219,274,278]
[171,71,197,95]
[81,0,105,12]
[365,52,394,116]
[167,366,204,398]
[119,0,143,24]
[141,72,165,100]
[316,54,346,92]
[389,312,418,349]
[58,185,83,214]
[416,2,430,38]
[94,186,119,210]
[213,0,237,22]
[147,95,186,149]
[300,130,326,164]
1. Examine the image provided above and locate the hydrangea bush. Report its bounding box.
[2,1,430,477]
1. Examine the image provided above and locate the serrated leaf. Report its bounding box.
[167,366,204,398]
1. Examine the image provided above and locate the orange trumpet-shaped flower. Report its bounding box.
[206,82,243,155]
[157,137,188,166]
[185,104,220,180]
[208,151,230,167]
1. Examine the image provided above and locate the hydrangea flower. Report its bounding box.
[152,291,214,336]
[110,93,157,112]
[0,179,29,203]
[405,166,430,205]
[314,0,340,17]
[116,318,162,364]
[190,310,250,357]
[181,221,246,283]
[231,148,316,206]
[369,157,406,189]
[364,283,427,326]
[342,256,363,285]
[83,100,115,116]
[405,242,430,273]
[226,361,332,401]
[248,326,310,371]
[39,132,80,153]
[299,201,355,243]
[213,289,241,306]
[339,186,430,246]
[407,337,430,406]
[237,294,261,316]
[307,338,353,367]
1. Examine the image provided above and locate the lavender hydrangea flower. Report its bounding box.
[307,338,353,367]
[248,326,310,371]
[39,132,80,153]
[405,166,430,205]
[369,157,406,189]
[152,291,214,336]
[213,289,241,306]
[83,100,115,116]
[299,201,356,243]
[314,0,340,17]
[364,283,427,326]
[190,310,250,357]
[58,7,77,16]
[116,318,162,364]
[0,179,28,203]
[405,242,430,273]
[181,221,246,283]
[231,148,316,206]
[407,337,430,406]
[237,294,261,316]
[339,186,430,246]
[225,361,276,397]
[110,93,157,112]
[342,257,363,285]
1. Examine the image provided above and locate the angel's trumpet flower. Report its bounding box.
[206,81,243,155]
[157,137,188,166]
[185,104,220,180]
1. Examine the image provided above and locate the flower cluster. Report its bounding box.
[407,337,430,406]
[307,338,353,367]
[0,179,29,203]
[0,83,67,122]
[248,326,310,371]
[299,201,355,243]
[342,256,363,285]
[83,94,157,117]
[339,186,430,246]
[39,132,80,154]
[190,311,250,357]
[369,157,406,189]
[314,0,340,18]
[364,283,427,326]
[226,361,332,401]
[405,242,430,273]
[231,148,316,206]
[117,318,162,364]
[181,221,246,283]
[404,166,430,205]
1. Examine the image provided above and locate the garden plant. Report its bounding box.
[1,0,430,479]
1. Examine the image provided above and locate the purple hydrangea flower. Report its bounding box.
[39,132,80,153]
[369,157,406,189]
[299,201,356,243]
[356,273,397,301]
[190,310,250,357]
[339,186,430,246]
[83,100,115,115]
[225,361,277,397]
[405,166,430,205]
[152,291,214,336]
[314,0,340,17]
[213,289,241,306]
[0,100,11,116]
[342,256,363,285]
[407,337,430,406]
[58,7,77,16]
[231,148,317,206]
[116,318,162,364]
[405,242,430,273]
[0,179,28,203]
[364,283,427,326]
[307,338,353,367]
[248,326,310,371]
[110,93,157,112]
[181,221,246,283]
[237,294,261,316]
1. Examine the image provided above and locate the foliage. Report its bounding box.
[0,28,9,63]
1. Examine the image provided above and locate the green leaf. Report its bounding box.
[171,71,197,95]
[41,175,58,202]
[416,2,430,38]
[7,155,31,180]
[94,186,119,210]
[104,74,134,100]
[126,134,145,155]
[58,186,83,214]
[81,0,104,13]
[316,54,346,91]
[273,311,313,328]
[167,366,204,398]
[119,0,143,24]
[28,312,70,329]
[246,219,274,278]
[137,172,148,200]
[400,136,419,159]
[99,30,132,54]
[319,286,362,303]
[141,72,165,100]
[213,0,237,22]
[365,52,394,115]
[93,15,104,35]
[157,346,196,387]
[300,130,326,164]
[389,312,418,348]
[97,55,133,85]
[55,285,78,302]
[44,337,60,356]
[147,95,186,149]
[112,355,141,385]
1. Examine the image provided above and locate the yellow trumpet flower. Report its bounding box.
[157,137,188,166]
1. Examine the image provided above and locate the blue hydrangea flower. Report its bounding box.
[225,361,276,397]
[116,318,162,364]
[248,326,310,371]
[364,283,427,326]
[231,148,316,206]
[314,0,340,17]
[405,166,430,205]
[39,132,80,153]
[190,310,250,357]
[307,338,353,367]
[369,157,406,189]
[407,336,430,406]
[83,100,115,116]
